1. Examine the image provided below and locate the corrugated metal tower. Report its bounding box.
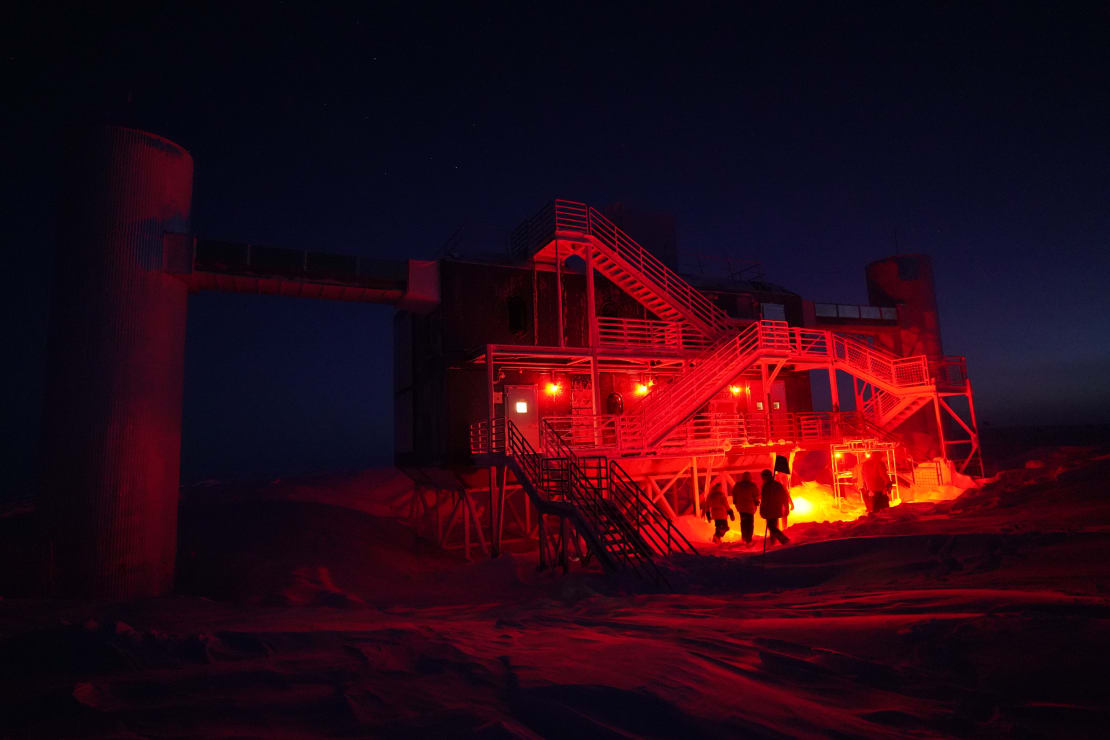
[40,126,194,598]
[866,254,944,360]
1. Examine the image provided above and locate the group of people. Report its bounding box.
[702,469,793,546]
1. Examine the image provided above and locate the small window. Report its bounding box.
[514,400,528,414]
[761,303,786,321]
[772,401,781,410]
[507,295,528,336]
[755,401,764,411]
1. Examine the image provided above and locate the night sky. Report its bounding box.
[6,3,1109,489]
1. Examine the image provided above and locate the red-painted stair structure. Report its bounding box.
[512,200,949,447]
[471,418,697,583]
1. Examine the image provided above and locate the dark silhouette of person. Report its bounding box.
[702,483,734,543]
[861,453,892,513]
[760,469,791,546]
[731,472,760,544]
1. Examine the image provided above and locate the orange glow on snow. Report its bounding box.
[783,482,868,524]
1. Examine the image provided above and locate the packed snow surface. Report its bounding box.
[2,448,1109,737]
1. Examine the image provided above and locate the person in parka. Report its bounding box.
[731,471,760,544]
[702,482,734,543]
[860,453,892,513]
[759,469,791,546]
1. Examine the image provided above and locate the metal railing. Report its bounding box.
[933,356,969,392]
[542,410,870,455]
[570,319,934,449]
[639,321,767,444]
[511,200,732,335]
[539,420,661,579]
[471,416,661,579]
[607,460,698,556]
[831,334,930,389]
[541,420,695,558]
[596,316,711,352]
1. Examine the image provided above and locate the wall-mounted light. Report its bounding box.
[729,385,742,396]
[635,383,650,396]
[545,382,562,396]
[515,401,528,413]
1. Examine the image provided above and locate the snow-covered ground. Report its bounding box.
[2,447,1109,737]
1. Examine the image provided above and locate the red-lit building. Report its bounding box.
[394,200,980,576]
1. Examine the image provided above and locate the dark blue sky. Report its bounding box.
[6,2,1109,486]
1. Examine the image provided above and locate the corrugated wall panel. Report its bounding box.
[40,126,193,598]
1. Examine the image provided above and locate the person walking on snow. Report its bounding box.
[731,472,760,544]
[702,483,734,543]
[760,469,791,546]
[861,453,892,513]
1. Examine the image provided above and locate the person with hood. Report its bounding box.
[759,469,791,546]
[731,471,760,544]
[702,482,734,543]
[861,453,892,513]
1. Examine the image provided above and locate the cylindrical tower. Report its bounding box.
[866,254,944,360]
[40,126,193,598]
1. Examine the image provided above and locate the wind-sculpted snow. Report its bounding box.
[1,448,1108,737]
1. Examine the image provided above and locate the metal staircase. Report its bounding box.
[511,199,962,452]
[638,322,937,445]
[639,322,777,445]
[511,200,732,338]
[472,418,694,583]
[861,388,932,429]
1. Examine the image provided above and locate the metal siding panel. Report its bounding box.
[40,126,193,598]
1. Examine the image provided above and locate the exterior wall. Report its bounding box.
[395,257,662,465]
[866,255,944,360]
[40,126,193,598]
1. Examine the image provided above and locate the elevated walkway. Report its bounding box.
[165,235,439,311]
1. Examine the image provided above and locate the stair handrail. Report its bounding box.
[608,460,698,556]
[541,420,660,578]
[509,199,732,335]
[640,321,767,443]
[831,333,931,389]
[583,205,732,334]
